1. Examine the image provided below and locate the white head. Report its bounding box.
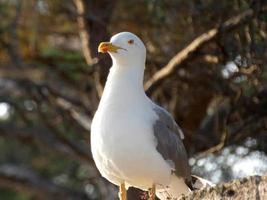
[98,32,146,67]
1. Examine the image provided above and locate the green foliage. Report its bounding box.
[0,189,32,200]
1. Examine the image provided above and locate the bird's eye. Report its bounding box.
[128,39,134,44]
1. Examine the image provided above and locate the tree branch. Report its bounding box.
[0,164,90,200]
[0,122,93,165]
[74,0,96,66]
[73,0,115,86]
[144,6,267,95]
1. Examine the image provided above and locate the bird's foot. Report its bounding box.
[119,182,127,200]
[148,184,156,200]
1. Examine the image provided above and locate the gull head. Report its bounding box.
[98,32,146,66]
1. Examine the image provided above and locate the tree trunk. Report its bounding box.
[74,0,115,93]
[181,175,267,200]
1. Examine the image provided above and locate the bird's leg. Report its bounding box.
[119,182,127,200]
[148,184,156,200]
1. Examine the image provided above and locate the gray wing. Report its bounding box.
[153,105,191,180]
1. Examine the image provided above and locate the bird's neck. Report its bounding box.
[100,63,147,107]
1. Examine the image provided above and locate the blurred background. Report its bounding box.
[0,0,267,199]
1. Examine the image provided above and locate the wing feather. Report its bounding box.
[153,105,191,180]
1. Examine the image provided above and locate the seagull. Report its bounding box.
[91,32,212,200]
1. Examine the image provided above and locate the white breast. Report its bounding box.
[91,98,172,189]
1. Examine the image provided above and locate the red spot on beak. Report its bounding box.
[101,47,108,52]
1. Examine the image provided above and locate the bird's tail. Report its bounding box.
[190,175,215,190]
[156,174,190,200]
[156,174,214,200]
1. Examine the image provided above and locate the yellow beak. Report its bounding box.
[98,42,123,53]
